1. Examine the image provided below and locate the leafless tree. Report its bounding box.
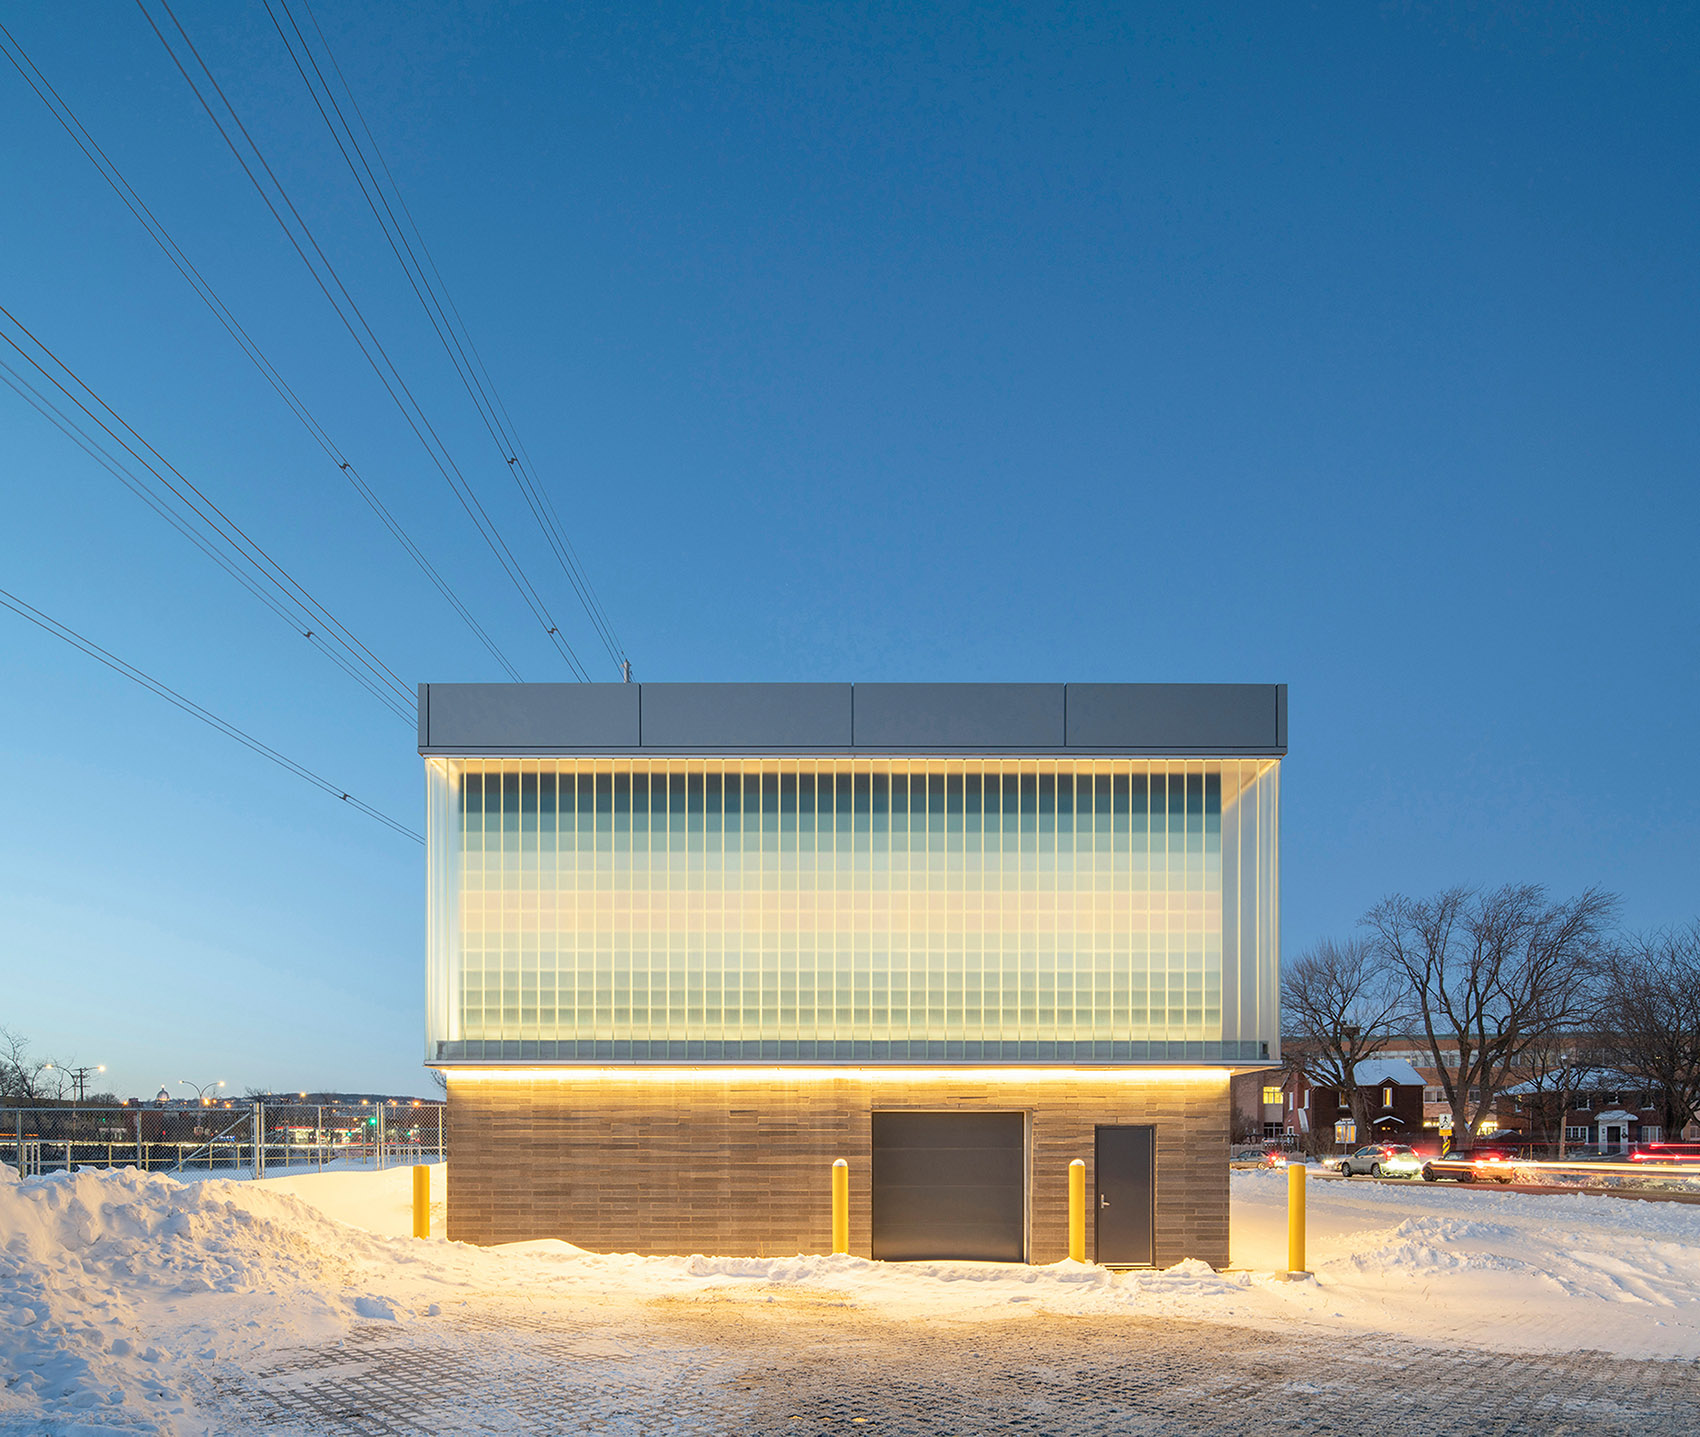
[0,1028,66,1103]
[1602,922,1700,1144]
[1281,935,1405,1142]
[1513,1035,1616,1158]
[1365,884,1616,1150]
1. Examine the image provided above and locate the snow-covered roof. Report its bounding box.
[1501,1069,1642,1097]
[1350,1058,1425,1088]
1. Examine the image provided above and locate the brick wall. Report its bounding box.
[446,1070,1231,1267]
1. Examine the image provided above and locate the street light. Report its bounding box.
[181,1079,225,1106]
[45,1063,107,1103]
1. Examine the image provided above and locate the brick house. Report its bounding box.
[1494,1073,1682,1152]
[1280,1058,1425,1149]
[420,681,1285,1267]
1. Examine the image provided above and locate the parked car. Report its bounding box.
[1420,1147,1519,1183]
[1337,1144,1422,1178]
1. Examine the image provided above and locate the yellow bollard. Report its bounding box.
[1068,1158,1086,1263]
[1287,1161,1307,1276]
[412,1163,430,1239]
[831,1158,849,1255]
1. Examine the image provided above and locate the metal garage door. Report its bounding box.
[871,1111,1026,1262]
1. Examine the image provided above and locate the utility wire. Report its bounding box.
[0,306,414,723]
[270,0,628,672]
[0,585,421,843]
[0,20,524,684]
[1,357,407,723]
[140,0,594,681]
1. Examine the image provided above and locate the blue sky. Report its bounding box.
[2,2,1695,1098]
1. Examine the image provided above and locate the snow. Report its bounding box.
[1346,1057,1426,1087]
[3,1162,1699,1435]
[252,1162,446,1238]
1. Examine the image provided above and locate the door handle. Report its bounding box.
[1099,1194,1109,1208]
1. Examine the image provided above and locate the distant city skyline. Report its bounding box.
[2,1,1695,1098]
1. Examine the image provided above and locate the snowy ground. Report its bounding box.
[4,1162,1699,1435]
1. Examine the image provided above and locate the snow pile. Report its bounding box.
[1231,1167,1700,1354]
[0,1162,415,1435]
[254,1161,446,1238]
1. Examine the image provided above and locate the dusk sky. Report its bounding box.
[2,1,1695,1099]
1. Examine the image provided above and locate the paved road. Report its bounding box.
[1319,1170,1700,1205]
[203,1292,1700,1436]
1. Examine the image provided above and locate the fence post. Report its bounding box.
[1068,1158,1086,1263]
[437,1103,444,1162]
[254,1102,264,1179]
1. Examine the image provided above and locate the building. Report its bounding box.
[420,681,1284,1267]
[1279,1058,1425,1149]
[1495,1073,1676,1153]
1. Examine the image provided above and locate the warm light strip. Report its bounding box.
[440,1065,1234,1084]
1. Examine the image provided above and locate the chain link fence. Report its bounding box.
[1,1102,444,1179]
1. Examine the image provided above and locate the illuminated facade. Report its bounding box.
[422,682,1284,1266]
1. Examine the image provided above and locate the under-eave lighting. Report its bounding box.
[439,1065,1235,1085]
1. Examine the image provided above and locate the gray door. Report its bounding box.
[871,1111,1025,1262]
[1095,1125,1155,1266]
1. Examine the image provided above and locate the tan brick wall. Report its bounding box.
[446,1070,1231,1267]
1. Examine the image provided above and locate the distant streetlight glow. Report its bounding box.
[181,1078,225,1105]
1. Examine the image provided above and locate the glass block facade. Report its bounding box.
[426,757,1279,1064]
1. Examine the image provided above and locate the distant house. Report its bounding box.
[1281,1058,1426,1148]
[1495,1073,1677,1153]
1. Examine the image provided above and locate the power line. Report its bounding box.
[139,0,595,681]
[0,305,414,723]
[0,585,421,844]
[268,0,629,672]
[0,19,525,684]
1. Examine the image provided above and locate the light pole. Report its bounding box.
[45,1063,106,1103]
[181,1079,225,1106]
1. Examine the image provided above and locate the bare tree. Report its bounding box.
[1513,1035,1615,1158]
[1281,935,1405,1143]
[1365,884,1616,1151]
[1602,923,1700,1144]
[0,1028,66,1103]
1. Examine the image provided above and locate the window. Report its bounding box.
[1382,1086,1394,1108]
[1262,1086,1283,1106]
[1334,1120,1356,1145]
[426,754,1280,1057]
[1424,1087,1445,1105]
[1642,1125,1662,1144]
[1564,1126,1590,1143]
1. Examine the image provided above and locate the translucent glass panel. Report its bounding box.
[425,757,1279,1061]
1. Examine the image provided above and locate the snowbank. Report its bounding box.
[253,1162,446,1239]
[4,1162,1699,1434]
[0,1162,425,1435]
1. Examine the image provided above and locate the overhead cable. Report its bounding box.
[0,19,524,684]
[139,0,594,681]
[0,585,422,843]
[0,306,414,723]
[268,0,628,672]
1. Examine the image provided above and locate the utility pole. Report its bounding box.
[45,1063,105,1103]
